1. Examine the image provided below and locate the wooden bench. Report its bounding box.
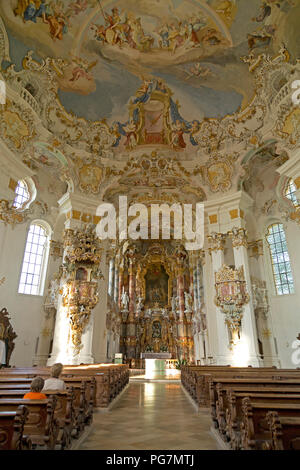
[0,405,32,450]
[211,381,300,429]
[240,397,300,450]
[265,411,300,450]
[0,364,130,408]
[224,390,300,449]
[0,397,59,450]
[0,376,92,438]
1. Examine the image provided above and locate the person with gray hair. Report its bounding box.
[42,363,66,391]
[23,376,47,399]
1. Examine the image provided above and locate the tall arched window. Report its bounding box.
[18,222,51,295]
[266,223,295,295]
[285,178,299,209]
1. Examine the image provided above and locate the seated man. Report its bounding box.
[23,376,47,399]
[43,363,66,391]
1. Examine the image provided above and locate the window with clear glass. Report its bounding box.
[13,180,30,209]
[18,223,49,295]
[266,223,295,295]
[285,179,299,208]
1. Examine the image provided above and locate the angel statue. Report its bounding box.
[136,296,144,312]
[184,291,193,312]
[121,289,129,311]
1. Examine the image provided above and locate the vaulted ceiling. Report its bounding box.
[0,0,300,206]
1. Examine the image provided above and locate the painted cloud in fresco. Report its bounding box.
[1,0,299,125]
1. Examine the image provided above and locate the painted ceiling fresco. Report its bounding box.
[0,0,300,206]
[2,0,299,126]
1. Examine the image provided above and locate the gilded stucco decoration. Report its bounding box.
[0,2,299,208]
[0,198,48,227]
[60,224,103,354]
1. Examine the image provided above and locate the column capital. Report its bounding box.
[228,227,248,249]
[248,239,264,259]
[207,232,226,254]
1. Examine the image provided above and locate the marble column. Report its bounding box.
[118,266,124,309]
[114,261,119,305]
[196,260,202,311]
[108,258,114,297]
[176,267,186,359]
[126,261,137,358]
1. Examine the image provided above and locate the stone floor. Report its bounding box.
[77,380,220,450]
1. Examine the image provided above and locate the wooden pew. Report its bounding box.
[0,376,93,437]
[204,371,300,407]
[0,397,59,450]
[181,365,279,402]
[211,381,300,432]
[240,397,300,450]
[208,375,300,414]
[224,390,300,449]
[0,405,32,450]
[0,364,130,408]
[265,411,300,450]
[0,389,75,450]
[181,365,300,406]
[63,380,90,436]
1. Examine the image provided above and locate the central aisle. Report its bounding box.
[78,381,219,450]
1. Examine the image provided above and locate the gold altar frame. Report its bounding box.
[137,254,174,308]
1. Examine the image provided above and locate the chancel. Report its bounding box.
[0,0,300,452]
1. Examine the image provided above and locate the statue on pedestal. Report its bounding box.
[184,291,193,312]
[121,289,129,311]
[136,296,144,313]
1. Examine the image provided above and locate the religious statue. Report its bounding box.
[47,274,60,305]
[0,308,17,367]
[121,289,129,311]
[136,296,144,313]
[152,321,161,338]
[184,291,193,312]
[162,308,169,319]
[171,296,177,313]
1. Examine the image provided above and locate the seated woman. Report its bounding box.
[23,376,47,399]
[43,363,66,391]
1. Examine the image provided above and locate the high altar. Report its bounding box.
[114,242,197,362]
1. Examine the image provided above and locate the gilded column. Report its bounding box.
[118,264,124,309]
[114,257,119,305]
[108,258,114,297]
[176,267,186,359]
[126,259,137,358]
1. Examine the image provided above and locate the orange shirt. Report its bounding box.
[23,392,47,400]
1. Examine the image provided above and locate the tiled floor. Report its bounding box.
[78,380,220,450]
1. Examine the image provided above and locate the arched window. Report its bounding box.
[13,180,30,209]
[266,223,295,295]
[12,178,36,211]
[285,178,299,209]
[18,222,51,295]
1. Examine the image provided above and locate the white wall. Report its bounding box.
[265,221,300,368]
[0,222,45,366]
